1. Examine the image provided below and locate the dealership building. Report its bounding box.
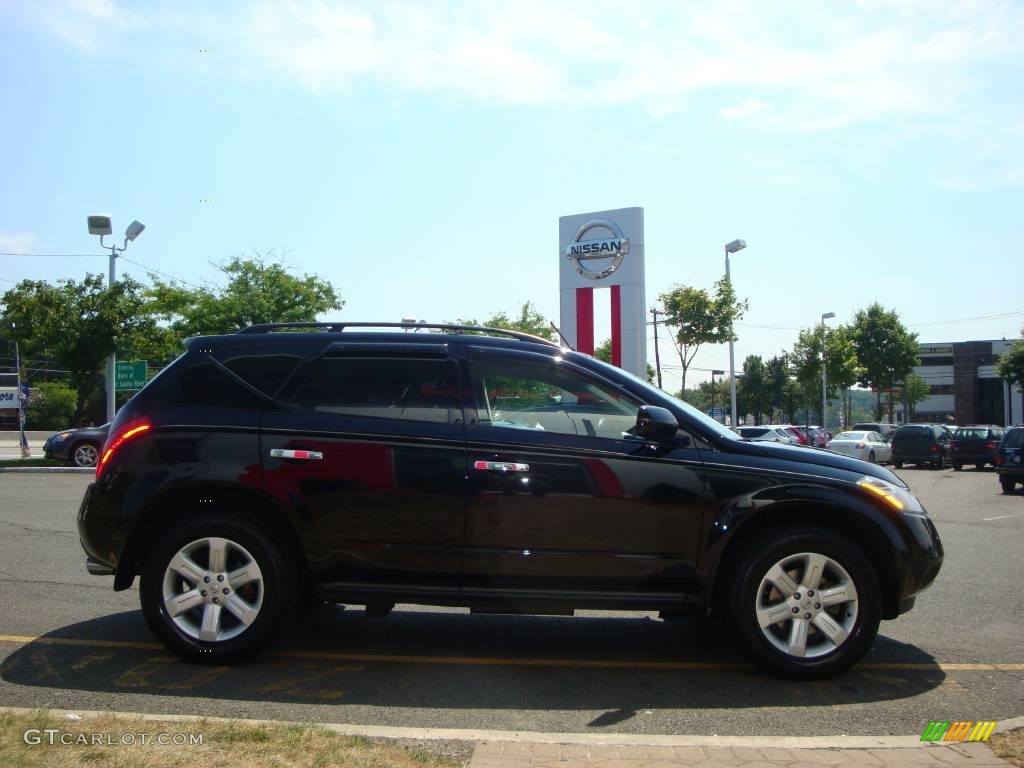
[894,340,1023,426]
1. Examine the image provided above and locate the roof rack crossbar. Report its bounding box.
[236,321,559,346]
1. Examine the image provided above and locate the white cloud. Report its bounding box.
[11,0,143,51]
[720,100,768,119]
[0,233,37,253]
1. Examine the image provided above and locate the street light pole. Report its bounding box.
[821,311,836,431]
[89,215,145,423]
[724,239,747,427]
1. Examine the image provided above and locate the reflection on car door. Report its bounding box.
[262,345,467,596]
[460,346,707,607]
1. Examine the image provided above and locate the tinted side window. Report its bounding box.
[1004,429,1024,448]
[156,360,269,410]
[224,354,302,397]
[287,357,460,424]
[469,355,639,439]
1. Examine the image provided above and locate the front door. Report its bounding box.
[460,347,707,605]
[262,345,467,596]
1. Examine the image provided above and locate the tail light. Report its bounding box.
[950,441,959,450]
[986,442,996,450]
[97,418,152,479]
[930,444,938,453]
[855,442,865,449]
[825,442,832,448]
[996,455,1004,466]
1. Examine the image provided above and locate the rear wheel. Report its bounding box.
[893,460,903,469]
[71,442,99,468]
[730,527,881,679]
[1001,476,1016,494]
[140,514,290,663]
[868,451,876,464]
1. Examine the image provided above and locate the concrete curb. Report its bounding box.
[0,466,92,473]
[2,706,1021,749]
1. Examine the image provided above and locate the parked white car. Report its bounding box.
[826,431,891,463]
[736,426,800,444]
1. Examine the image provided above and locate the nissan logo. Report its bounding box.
[565,218,629,280]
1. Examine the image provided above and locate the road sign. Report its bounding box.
[115,361,147,391]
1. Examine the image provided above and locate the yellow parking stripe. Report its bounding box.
[0,635,1022,671]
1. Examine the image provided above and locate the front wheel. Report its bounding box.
[1001,476,1016,494]
[868,451,876,464]
[893,460,903,469]
[953,462,962,471]
[140,515,291,663]
[730,527,881,679]
[71,442,99,468]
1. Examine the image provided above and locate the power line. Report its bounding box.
[0,251,102,258]
[907,310,1024,327]
[118,256,205,290]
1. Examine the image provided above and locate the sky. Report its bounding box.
[1,0,1023,393]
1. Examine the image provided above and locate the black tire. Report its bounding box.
[140,514,291,663]
[1001,476,1016,494]
[70,441,100,468]
[868,451,875,464]
[976,463,986,470]
[953,462,962,471]
[893,460,903,469]
[730,527,881,679]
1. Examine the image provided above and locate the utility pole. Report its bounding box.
[649,307,664,390]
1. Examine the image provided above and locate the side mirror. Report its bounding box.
[636,405,679,443]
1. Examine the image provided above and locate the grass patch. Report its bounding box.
[991,727,1024,767]
[0,458,66,468]
[0,710,466,768]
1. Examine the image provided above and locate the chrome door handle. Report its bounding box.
[473,460,529,473]
[270,449,323,461]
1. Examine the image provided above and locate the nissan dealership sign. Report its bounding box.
[565,218,630,280]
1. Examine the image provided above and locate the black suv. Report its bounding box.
[77,323,944,679]
[950,425,1005,471]
[996,426,1024,493]
[891,424,952,469]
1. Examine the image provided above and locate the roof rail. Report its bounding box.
[235,321,560,346]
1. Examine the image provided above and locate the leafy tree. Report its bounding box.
[456,301,559,343]
[852,303,919,421]
[790,326,827,422]
[148,253,343,337]
[898,372,931,421]
[739,355,770,424]
[659,277,747,394]
[2,275,157,425]
[825,325,862,430]
[27,381,77,430]
[997,326,1024,392]
[765,354,791,423]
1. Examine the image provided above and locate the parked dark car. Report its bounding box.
[996,426,1024,493]
[891,424,952,469]
[852,423,897,443]
[43,423,110,467]
[76,322,943,679]
[950,425,1005,471]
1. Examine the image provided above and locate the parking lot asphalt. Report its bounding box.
[0,467,1020,737]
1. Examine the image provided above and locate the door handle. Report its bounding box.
[270,449,323,461]
[473,460,529,473]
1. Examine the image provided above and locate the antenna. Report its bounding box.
[550,321,574,350]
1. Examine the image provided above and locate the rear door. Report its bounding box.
[262,343,467,595]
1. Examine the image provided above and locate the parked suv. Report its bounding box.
[77,322,944,679]
[891,424,952,469]
[996,426,1024,493]
[950,425,1005,471]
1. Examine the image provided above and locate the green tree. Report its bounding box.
[997,326,1024,392]
[148,253,343,337]
[2,275,157,425]
[739,354,770,424]
[898,371,931,421]
[660,276,747,394]
[456,301,559,343]
[765,354,791,423]
[825,325,862,429]
[790,326,827,423]
[27,381,77,430]
[594,338,656,383]
[852,303,919,421]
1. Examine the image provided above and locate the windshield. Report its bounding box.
[835,432,866,440]
[578,353,739,441]
[955,428,989,439]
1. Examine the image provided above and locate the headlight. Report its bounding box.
[54,432,71,441]
[857,475,924,514]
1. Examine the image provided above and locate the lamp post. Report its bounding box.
[88,215,145,423]
[710,369,725,422]
[724,239,747,427]
[820,311,836,431]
